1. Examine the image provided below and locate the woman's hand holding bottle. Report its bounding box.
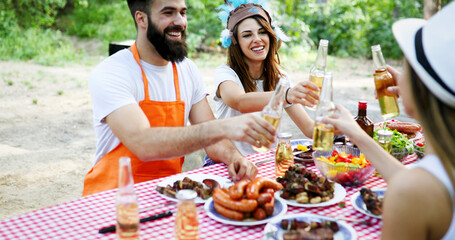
[286,81,320,108]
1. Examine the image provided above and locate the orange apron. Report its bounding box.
[83,42,185,196]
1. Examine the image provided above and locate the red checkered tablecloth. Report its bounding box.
[0,152,418,240]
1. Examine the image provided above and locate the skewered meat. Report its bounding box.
[360,188,383,216]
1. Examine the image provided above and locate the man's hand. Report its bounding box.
[222,113,276,149]
[286,81,320,108]
[227,156,258,181]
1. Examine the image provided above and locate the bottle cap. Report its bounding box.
[377,129,393,137]
[319,39,329,47]
[278,132,292,139]
[358,101,367,110]
[371,44,381,51]
[176,190,197,201]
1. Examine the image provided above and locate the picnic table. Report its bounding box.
[0,143,418,239]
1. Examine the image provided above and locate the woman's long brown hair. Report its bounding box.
[407,60,455,193]
[227,15,284,93]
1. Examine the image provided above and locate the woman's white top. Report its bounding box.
[414,154,455,239]
[213,65,290,156]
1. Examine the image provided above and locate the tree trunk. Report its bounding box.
[424,0,441,19]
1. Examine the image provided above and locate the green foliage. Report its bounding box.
[0,0,450,64]
[276,0,422,58]
[186,0,224,50]
[58,0,136,43]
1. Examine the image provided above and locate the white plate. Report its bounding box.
[156,173,231,204]
[204,197,287,226]
[350,188,385,219]
[291,139,313,148]
[264,213,357,240]
[275,183,346,208]
[291,139,314,163]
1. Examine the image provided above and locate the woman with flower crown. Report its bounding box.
[207,0,318,159]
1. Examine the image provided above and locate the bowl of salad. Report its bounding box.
[313,145,375,187]
[413,141,425,159]
[374,128,414,161]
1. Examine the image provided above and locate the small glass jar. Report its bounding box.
[175,190,199,240]
[377,129,393,153]
[275,132,294,178]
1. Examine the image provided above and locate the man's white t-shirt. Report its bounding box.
[89,49,208,165]
[213,65,290,156]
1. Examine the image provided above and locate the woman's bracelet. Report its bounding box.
[285,88,292,105]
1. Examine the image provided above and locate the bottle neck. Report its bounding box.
[357,109,367,117]
[319,73,333,104]
[314,44,328,69]
[372,48,387,70]
[263,79,287,117]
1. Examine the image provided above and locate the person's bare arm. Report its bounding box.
[188,97,263,181]
[285,104,314,138]
[323,104,405,182]
[106,98,275,162]
[382,168,451,240]
[218,80,273,113]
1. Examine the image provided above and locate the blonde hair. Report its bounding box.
[407,60,455,191]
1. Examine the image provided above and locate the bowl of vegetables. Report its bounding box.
[313,145,375,187]
[374,128,414,161]
[413,141,425,159]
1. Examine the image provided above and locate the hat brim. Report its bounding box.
[393,18,455,107]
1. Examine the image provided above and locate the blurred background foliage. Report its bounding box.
[0,0,453,65]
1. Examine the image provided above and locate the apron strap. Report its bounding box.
[131,42,181,101]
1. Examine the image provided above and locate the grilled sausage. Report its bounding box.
[212,188,258,212]
[246,177,283,200]
[213,202,244,221]
[387,122,421,134]
[228,179,251,200]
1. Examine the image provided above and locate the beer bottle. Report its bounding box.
[312,72,335,151]
[371,45,399,120]
[354,101,374,137]
[307,39,329,110]
[252,78,287,152]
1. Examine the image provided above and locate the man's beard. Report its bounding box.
[146,16,188,62]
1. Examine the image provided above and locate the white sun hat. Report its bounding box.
[392,2,455,108]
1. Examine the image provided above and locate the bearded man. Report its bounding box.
[83,0,276,196]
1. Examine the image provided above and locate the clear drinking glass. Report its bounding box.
[275,132,294,178]
[116,157,140,240]
[175,190,199,240]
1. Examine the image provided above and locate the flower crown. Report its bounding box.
[217,0,290,48]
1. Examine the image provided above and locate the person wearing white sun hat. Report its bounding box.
[322,2,455,239]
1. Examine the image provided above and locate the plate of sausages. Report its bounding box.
[204,177,288,226]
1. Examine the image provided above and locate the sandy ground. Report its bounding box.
[0,48,414,221]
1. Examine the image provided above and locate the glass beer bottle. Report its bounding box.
[371,44,399,119]
[116,157,140,240]
[307,39,329,110]
[312,72,335,151]
[354,101,374,137]
[252,78,287,152]
[175,190,199,240]
[275,132,294,178]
